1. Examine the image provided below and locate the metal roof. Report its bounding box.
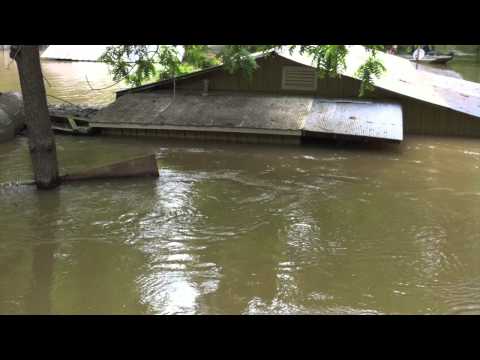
[276,46,480,118]
[304,99,403,141]
[118,46,480,119]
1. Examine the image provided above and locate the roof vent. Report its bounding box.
[281,66,317,91]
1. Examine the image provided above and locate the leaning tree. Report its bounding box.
[11,45,60,189]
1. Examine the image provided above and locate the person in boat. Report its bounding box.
[388,45,398,55]
[411,45,432,56]
[422,45,437,56]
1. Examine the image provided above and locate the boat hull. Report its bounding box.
[400,55,454,65]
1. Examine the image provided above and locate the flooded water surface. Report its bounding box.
[2,135,480,314]
[1,49,480,314]
[1,50,126,105]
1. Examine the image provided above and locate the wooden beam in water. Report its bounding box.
[1,155,159,187]
[61,154,159,182]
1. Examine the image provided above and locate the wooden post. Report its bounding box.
[11,45,60,189]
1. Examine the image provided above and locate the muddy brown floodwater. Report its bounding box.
[1,50,480,314]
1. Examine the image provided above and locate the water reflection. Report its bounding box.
[50,179,157,314]
[26,242,57,314]
[22,190,60,314]
[136,171,202,314]
[3,47,480,314]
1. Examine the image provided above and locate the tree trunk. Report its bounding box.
[11,45,60,189]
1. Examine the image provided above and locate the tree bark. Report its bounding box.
[11,45,60,189]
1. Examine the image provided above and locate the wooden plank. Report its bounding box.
[62,154,159,181]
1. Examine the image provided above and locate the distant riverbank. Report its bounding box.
[0,50,127,106]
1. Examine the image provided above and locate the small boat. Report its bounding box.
[400,52,454,65]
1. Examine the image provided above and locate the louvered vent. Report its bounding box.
[281,66,317,91]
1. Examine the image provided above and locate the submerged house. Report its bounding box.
[89,46,480,144]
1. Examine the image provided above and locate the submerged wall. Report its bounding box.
[100,127,301,145]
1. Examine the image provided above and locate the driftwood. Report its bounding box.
[316,174,361,183]
[1,154,159,187]
[61,154,159,182]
